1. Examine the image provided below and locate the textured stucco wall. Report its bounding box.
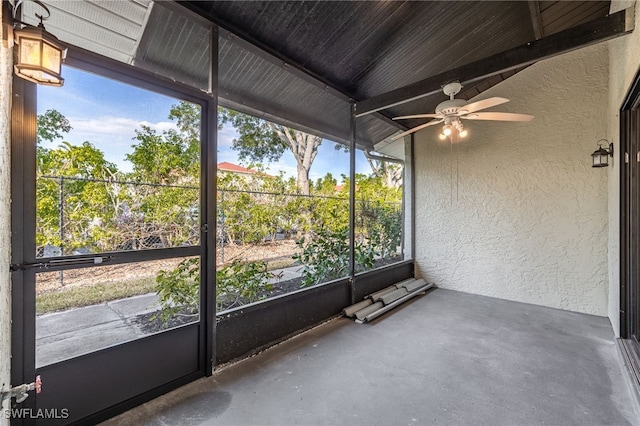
[607,1,639,336]
[414,43,609,316]
[0,4,12,423]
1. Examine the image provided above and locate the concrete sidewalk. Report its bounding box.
[36,265,304,367]
[36,293,160,367]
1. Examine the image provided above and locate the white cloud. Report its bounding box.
[41,116,179,173]
[140,120,177,133]
[70,116,176,140]
[218,124,237,148]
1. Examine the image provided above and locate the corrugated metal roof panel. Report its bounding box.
[22,0,150,63]
[219,34,357,146]
[133,2,211,90]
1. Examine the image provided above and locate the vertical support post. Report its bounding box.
[202,24,218,376]
[220,189,224,264]
[58,176,64,286]
[620,109,629,339]
[11,75,38,426]
[348,102,356,304]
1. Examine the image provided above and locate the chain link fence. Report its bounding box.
[37,175,402,288]
[37,175,200,258]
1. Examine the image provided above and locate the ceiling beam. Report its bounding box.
[356,7,634,117]
[528,0,544,40]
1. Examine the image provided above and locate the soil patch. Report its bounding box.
[36,240,299,296]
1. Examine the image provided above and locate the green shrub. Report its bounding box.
[216,259,274,311]
[293,227,375,287]
[155,257,200,321]
[155,258,275,319]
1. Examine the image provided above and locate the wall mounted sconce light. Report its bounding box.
[591,139,613,168]
[12,0,67,86]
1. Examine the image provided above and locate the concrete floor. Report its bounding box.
[102,289,638,425]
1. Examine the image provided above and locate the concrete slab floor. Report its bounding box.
[102,289,638,425]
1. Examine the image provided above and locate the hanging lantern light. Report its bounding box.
[12,1,67,86]
[591,139,613,168]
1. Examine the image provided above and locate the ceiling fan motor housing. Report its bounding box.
[435,99,467,116]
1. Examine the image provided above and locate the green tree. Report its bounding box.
[366,156,403,189]
[219,108,322,195]
[37,109,72,144]
[37,141,119,252]
[124,101,201,248]
[353,173,403,260]
[312,173,338,195]
[127,102,201,184]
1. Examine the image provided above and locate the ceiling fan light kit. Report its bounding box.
[391,82,534,141]
[439,118,467,140]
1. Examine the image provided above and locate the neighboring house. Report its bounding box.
[217,161,274,180]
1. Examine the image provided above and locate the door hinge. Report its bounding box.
[1,376,41,404]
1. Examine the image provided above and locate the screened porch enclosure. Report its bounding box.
[6,0,639,424]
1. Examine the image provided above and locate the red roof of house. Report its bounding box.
[217,162,274,177]
[218,162,258,174]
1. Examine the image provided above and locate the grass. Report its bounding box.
[266,257,296,270]
[36,277,157,314]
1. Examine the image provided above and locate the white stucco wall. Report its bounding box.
[414,43,610,316]
[1,5,12,424]
[607,1,639,336]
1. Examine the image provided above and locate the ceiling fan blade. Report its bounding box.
[391,119,444,141]
[393,114,441,120]
[462,97,509,114]
[462,112,534,122]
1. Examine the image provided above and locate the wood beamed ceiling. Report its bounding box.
[182,0,627,142]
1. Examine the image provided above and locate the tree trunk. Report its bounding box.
[269,125,321,195]
[367,157,403,189]
[297,165,310,196]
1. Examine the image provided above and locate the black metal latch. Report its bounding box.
[1,375,42,403]
[10,256,111,271]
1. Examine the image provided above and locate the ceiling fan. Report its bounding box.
[390,82,533,141]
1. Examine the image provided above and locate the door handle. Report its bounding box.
[0,375,42,404]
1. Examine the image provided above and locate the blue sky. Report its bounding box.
[38,66,370,182]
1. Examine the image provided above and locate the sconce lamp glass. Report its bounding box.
[13,24,66,86]
[591,140,613,168]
